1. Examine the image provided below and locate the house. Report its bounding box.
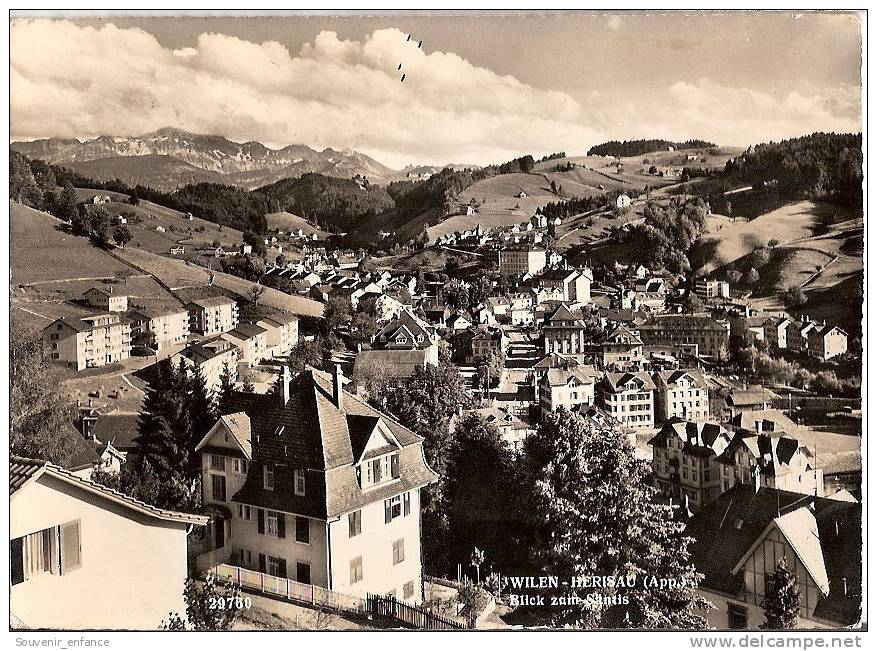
[373,309,439,357]
[637,314,730,357]
[90,195,111,205]
[239,243,253,255]
[538,366,599,417]
[446,313,473,332]
[648,420,733,509]
[353,347,434,391]
[170,246,186,255]
[186,296,240,336]
[653,369,710,422]
[536,267,593,304]
[256,313,299,359]
[214,246,227,258]
[372,294,407,322]
[221,324,269,367]
[42,314,132,371]
[543,304,587,355]
[806,325,848,361]
[716,430,823,497]
[616,194,632,209]
[763,316,802,351]
[686,485,861,629]
[196,366,438,603]
[173,336,240,393]
[471,406,533,452]
[470,327,507,362]
[128,305,190,352]
[723,387,776,419]
[596,372,656,429]
[83,286,129,312]
[499,245,547,277]
[10,456,207,629]
[600,325,644,369]
[155,226,166,233]
[516,190,528,199]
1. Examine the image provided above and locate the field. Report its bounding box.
[265,211,329,238]
[689,200,849,277]
[76,188,245,255]
[115,247,324,318]
[11,202,133,284]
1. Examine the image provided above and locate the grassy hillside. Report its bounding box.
[10,202,132,284]
[265,211,329,238]
[689,200,847,276]
[115,247,324,318]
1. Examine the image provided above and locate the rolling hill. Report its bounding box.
[65,154,227,191]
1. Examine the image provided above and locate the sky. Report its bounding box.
[10,11,864,169]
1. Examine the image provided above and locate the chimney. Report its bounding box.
[280,365,292,405]
[333,364,343,408]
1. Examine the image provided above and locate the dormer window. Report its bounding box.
[359,452,400,488]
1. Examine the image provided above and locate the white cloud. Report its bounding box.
[10,20,862,168]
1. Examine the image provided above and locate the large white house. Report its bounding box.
[10,457,207,630]
[195,365,438,603]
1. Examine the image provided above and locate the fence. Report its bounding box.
[366,593,467,630]
[212,564,467,630]
[213,563,367,614]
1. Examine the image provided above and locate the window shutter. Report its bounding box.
[391,454,400,479]
[278,558,287,579]
[403,491,411,516]
[257,508,265,535]
[10,538,24,585]
[384,499,392,524]
[277,513,286,539]
[258,553,266,574]
[60,521,81,574]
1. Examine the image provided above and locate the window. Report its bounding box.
[233,458,248,474]
[403,492,411,517]
[296,562,311,584]
[211,455,225,471]
[237,504,251,520]
[260,510,285,538]
[50,333,59,341]
[294,469,306,496]
[350,556,363,584]
[12,522,81,584]
[263,464,274,490]
[392,539,405,565]
[349,510,362,537]
[211,474,227,502]
[728,604,748,629]
[295,516,309,544]
[267,556,287,578]
[404,580,416,600]
[385,495,403,523]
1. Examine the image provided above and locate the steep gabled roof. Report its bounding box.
[10,456,207,525]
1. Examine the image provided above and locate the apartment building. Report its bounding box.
[600,325,644,368]
[695,279,730,300]
[186,296,240,336]
[83,286,129,312]
[498,245,547,277]
[222,324,269,367]
[256,313,300,359]
[536,267,593,304]
[196,366,438,603]
[129,305,190,352]
[806,325,849,361]
[173,336,240,393]
[596,372,656,429]
[42,314,132,371]
[637,314,730,357]
[653,369,710,422]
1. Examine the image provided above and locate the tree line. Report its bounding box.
[588,139,716,157]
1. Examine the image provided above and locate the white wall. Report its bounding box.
[11,475,192,630]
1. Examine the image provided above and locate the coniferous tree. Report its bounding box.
[57,182,79,222]
[526,409,710,629]
[217,362,237,413]
[760,557,801,629]
[184,363,218,476]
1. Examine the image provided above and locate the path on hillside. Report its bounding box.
[21,274,152,287]
[439,246,482,257]
[13,306,52,321]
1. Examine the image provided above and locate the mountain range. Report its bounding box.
[10,128,398,191]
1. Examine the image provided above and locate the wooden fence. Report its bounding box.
[367,593,467,630]
[212,564,467,630]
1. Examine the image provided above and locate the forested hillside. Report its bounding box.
[587,139,717,157]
